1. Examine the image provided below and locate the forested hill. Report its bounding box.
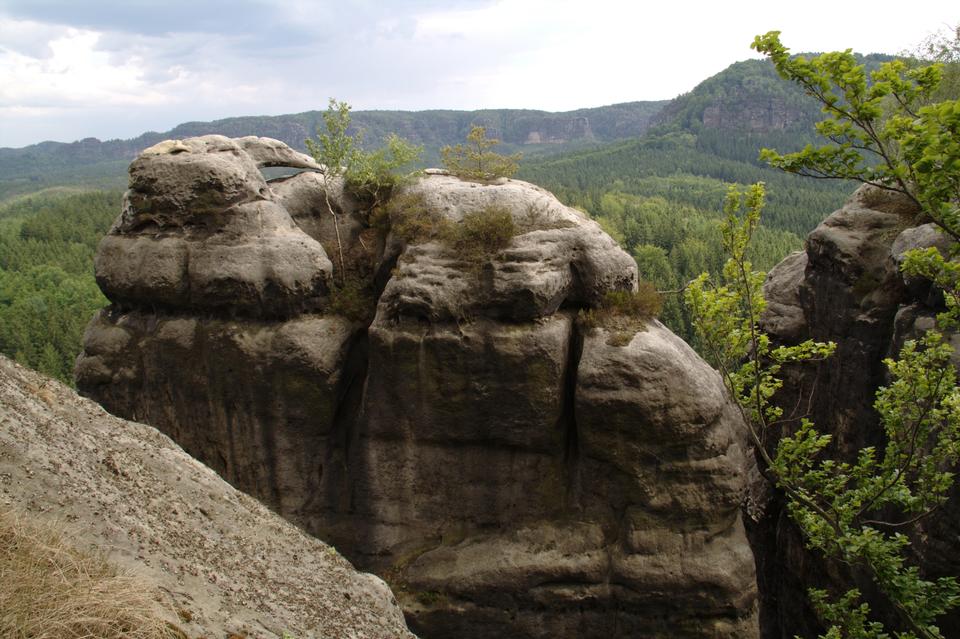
[518,55,903,238]
[0,101,666,200]
[651,58,821,135]
[649,54,896,164]
[0,53,897,203]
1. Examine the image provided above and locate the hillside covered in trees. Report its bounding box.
[517,58,865,339]
[0,190,117,383]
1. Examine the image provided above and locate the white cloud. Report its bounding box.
[0,0,956,147]
[0,22,168,110]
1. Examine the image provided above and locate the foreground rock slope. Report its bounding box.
[0,355,413,639]
[77,135,759,638]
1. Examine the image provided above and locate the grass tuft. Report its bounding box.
[0,510,170,639]
[377,196,518,264]
[578,282,663,344]
[448,206,517,262]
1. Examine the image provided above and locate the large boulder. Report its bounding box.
[77,137,760,638]
[95,135,332,316]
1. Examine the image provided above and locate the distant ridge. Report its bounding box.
[0,101,666,199]
[0,52,897,201]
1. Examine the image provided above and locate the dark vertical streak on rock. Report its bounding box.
[331,327,369,497]
[374,250,400,301]
[559,314,584,510]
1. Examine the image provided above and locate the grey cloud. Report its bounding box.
[0,0,538,147]
[0,18,69,58]
[0,0,491,38]
[2,0,289,36]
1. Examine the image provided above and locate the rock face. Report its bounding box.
[77,136,759,638]
[0,355,413,639]
[753,184,960,637]
[95,135,331,316]
[700,96,807,132]
[518,116,594,144]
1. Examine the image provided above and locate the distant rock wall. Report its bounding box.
[700,96,805,132]
[77,135,759,638]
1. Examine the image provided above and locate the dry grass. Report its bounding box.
[0,510,171,639]
[578,282,663,345]
[376,195,518,263]
[373,192,452,244]
[449,206,517,262]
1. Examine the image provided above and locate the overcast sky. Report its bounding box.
[0,0,955,148]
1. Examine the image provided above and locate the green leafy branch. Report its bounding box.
[742,36,960,635]
[687,181,960,639]
[752,32,955,235]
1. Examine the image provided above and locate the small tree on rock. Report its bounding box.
[306,98,422,284]
[441,125,521,180]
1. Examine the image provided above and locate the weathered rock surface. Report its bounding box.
[96,135,332,316]
[0,355,413,639]
[755,184,960,637]
[77,136,759,638]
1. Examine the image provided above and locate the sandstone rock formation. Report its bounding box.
[754,184,960,638]
[77,135,759,638]
[0,355,413,639]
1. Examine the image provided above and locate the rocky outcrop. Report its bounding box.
[95,135,331,316]
[700,97,808,132]
[77,136,759,638]
[0,355,413,639]
[753,184,960,637]
[518,116,594,144]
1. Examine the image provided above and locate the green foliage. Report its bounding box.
[374,192,452,244]
[686,183,835,414]
[518,89,849,345]
[326,276,376,324]
[514,203,577,233]
[306,98,422,288]
[306,98,423,208]
[347,133,423,208]
[652,57,826,136]
[600,285,663,321]
[558,185,801,345]
[0,190,118,384]
[715,33,960,638]
[900,246,960,329]
[687,181,960,638]
[306,99,355,181]
[752,31,959,232]
[903,24,960,102]
[441,125,521,180]
[376,195,518,263]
